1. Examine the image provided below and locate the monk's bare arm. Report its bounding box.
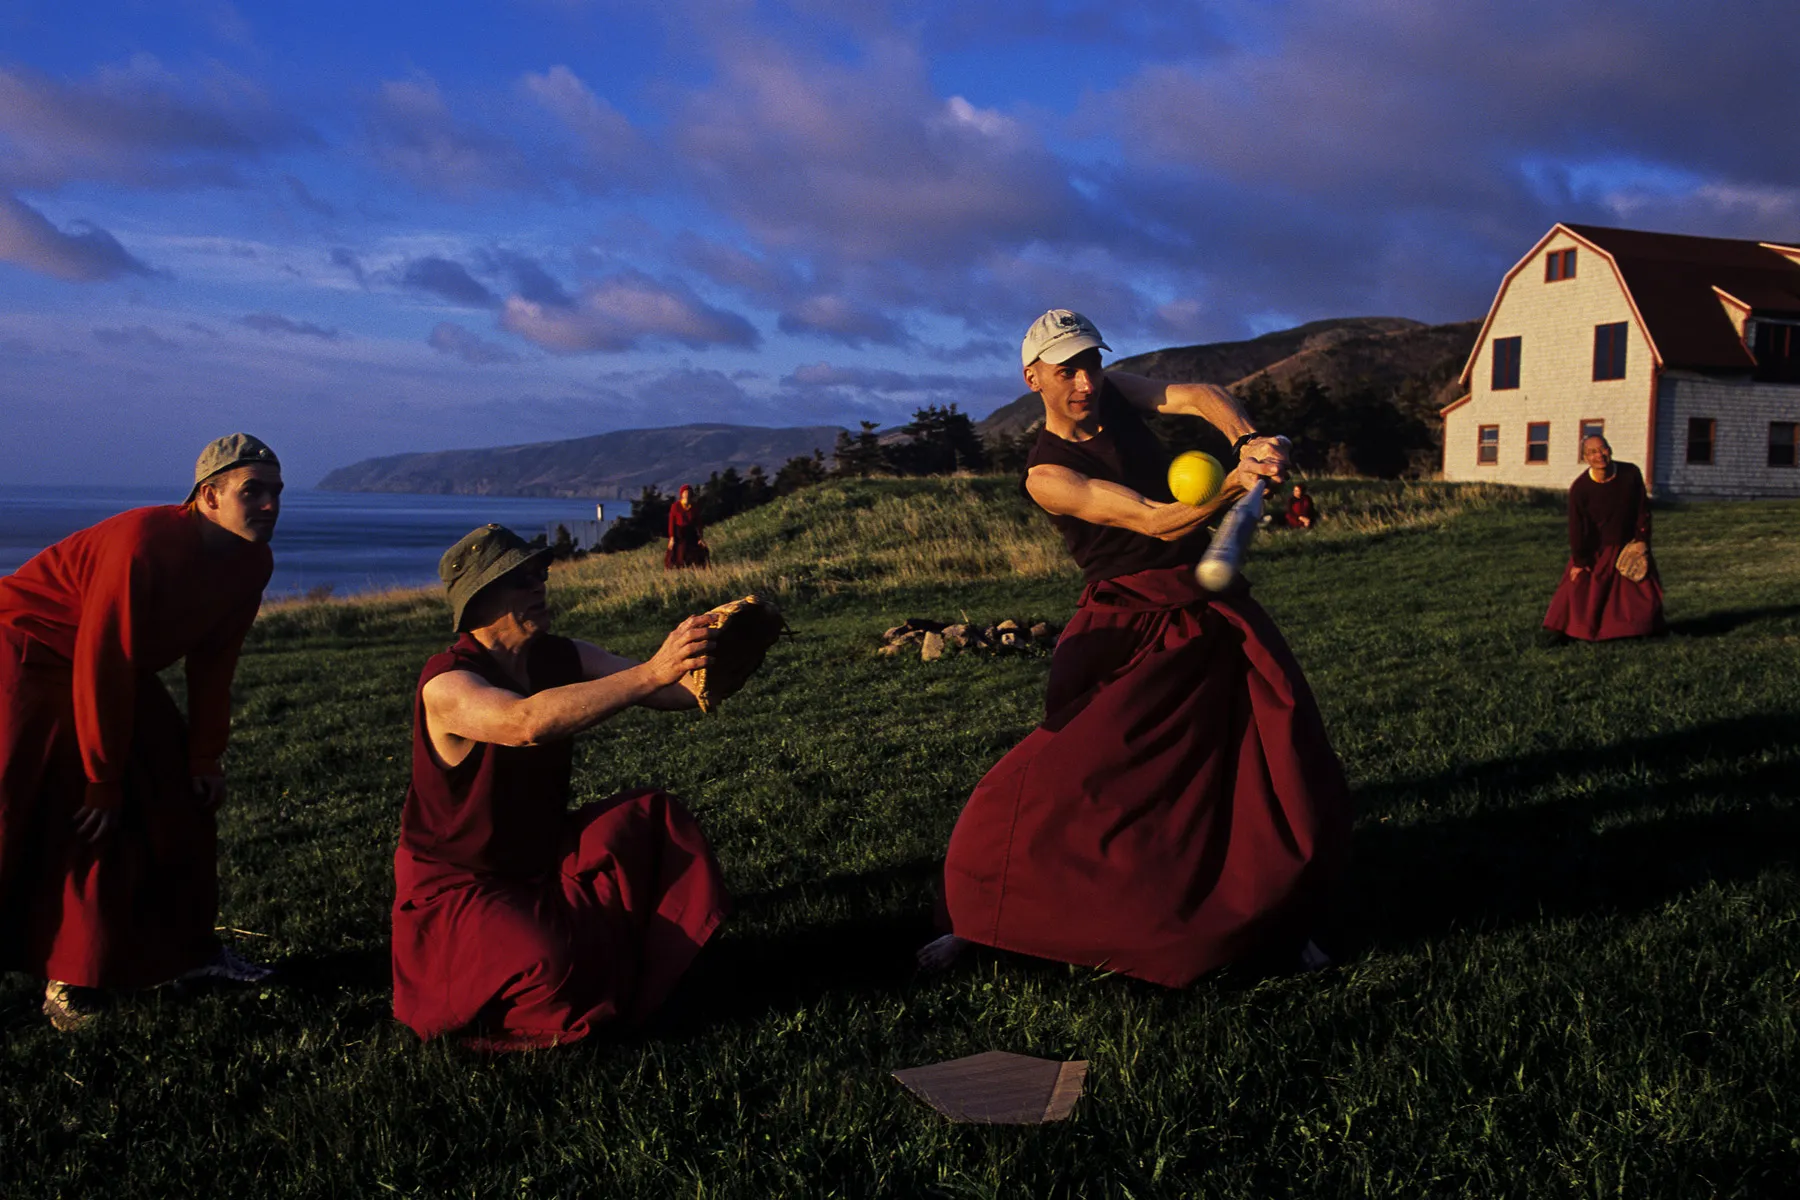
[424,617,712,747]
[1106,372,1292,473]
[1025,464,1238,540]
[574,640,701,711]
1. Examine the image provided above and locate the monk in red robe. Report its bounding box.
[393,523,730,1051]
[0,434,283,1030]
[1282,482,1319,529]
[1542,436,1665,641]
[665,485,710,570]
[923,310,1352,985]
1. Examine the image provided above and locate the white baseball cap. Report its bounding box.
[1021,309,1110,368]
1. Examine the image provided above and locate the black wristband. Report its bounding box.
[1230,431,1264,457]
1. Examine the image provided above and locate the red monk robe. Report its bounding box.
[0,505,270,988]
[665,488,710,571]
[941,388,1352,986]
[1542,460,1665,641]
[392,633,728,1050]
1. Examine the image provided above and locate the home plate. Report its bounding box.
[892,1050,1088,1124]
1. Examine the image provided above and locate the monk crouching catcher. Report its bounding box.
[393,524,729,1051]
[0,434,283,1031]
[923,310,1352,984]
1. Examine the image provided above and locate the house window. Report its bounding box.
[1687,418,1715,465]
[1578,418,1605,458]
[1492,336,1521,390]
[1526,422,1551,463]
[1752,322,1800,383]
[1593,322,1629,381]
[1545,248,1577,282]
[1771,421,1798,468]
[1477,425,1499,465]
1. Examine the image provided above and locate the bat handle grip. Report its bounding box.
[1195,479,1266,593]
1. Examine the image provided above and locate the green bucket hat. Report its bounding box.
[186,433,281,502]
[440,524,554,632]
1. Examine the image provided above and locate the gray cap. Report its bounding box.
[186,433,280,502]
[1021,309,1110,369]
[440,523,553,632]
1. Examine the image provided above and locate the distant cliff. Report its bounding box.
[977,316,1479,439]
[317,423,845,498]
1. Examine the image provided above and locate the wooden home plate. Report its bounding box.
[892,1051,1088,1124]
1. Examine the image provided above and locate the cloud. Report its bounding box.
[92,324,180,350]
[777,294,908,346]
[483,249,573,307]
[366,75,536,196]
[0,58,315,190]
[283,173,337,217]
[402,255,498,307]
[499,272,759,352]
[330,247,367,286]
[784,362,985,392]
[428,321,520,365]
[240,312,339,339]
[0,192,157,281]
[519,65,645,186]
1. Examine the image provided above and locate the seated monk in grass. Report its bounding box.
[1542,435,1665,641]
[922,310,1351,984]
[393,524,729,1050]
[0,434,283,1031]
[1282,481,1319,529]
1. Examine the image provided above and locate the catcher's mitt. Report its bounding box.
[1614,540,1651,583]
[690,594,789,714]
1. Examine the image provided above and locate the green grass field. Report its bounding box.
[4,478,1798,1198]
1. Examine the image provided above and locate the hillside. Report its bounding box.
[978,316,1479,440]
[317,423,844,498]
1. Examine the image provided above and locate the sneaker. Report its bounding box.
[180,945,273,984]
[43,980,103,1031]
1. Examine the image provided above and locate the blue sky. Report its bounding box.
[3,0,1797,486]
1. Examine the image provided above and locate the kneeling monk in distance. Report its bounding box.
[393,524,730,1050]
[925,310,1352,984]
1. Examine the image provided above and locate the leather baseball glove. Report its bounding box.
[1614,540,1651,583]
[689,594,789,713]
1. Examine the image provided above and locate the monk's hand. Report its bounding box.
[192,773,228,811]
[74,804,119,844]
[649,614,715,688]
[1231,435,1289,492]
[1570,565,1589,579]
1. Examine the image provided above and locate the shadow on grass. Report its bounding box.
[1344,713,1800,955]
[1666,603,1800,637]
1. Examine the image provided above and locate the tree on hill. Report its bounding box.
[773,449,828,495]
[889,404,987,475]
[832,421,884,477]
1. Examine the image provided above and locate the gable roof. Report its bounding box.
[1458,223,1800,387]
[1563,224,1800,371]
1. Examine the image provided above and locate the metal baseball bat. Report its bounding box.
[1195,478,1266,593]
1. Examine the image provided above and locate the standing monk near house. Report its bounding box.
[665,485,710,570]
[1542,435,1665,641]
[922,310,1352,983]
[0,434,282,1030]
[393,524,730,1050]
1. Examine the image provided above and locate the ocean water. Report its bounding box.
[0,487,624,598]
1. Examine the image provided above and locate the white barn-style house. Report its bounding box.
[1441,224,1800,497]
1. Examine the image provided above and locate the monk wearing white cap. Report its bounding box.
[0,434,283,1030]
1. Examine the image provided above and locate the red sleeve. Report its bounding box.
[1567,482,1596,567]
[184,591,261,776]
[667,505,679,537]
[71,532,157,810]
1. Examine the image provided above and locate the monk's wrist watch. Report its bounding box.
[1230,431,1267,458]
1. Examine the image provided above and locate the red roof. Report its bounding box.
[1564,224,1800,371]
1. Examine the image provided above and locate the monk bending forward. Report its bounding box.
[0,434,283,1030]
[393,524,729,1051]
[924,310,1352,985]
[1542,435,1665,641]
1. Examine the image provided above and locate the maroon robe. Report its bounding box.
[0,505,269,988]
[1542,462,1665,641]
[1283,494,1319,528]
[665,501,710,570]
[392,633,729,1051]
[941,399,1352,986]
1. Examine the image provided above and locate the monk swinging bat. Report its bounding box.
[1195,479,1265,593]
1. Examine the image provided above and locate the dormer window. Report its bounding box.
[1545,248,1577,282]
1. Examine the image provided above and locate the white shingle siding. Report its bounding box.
[1653,373,1800,498]
[1444,232,1653,486]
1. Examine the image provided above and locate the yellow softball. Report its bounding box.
[1167,450,1224,506]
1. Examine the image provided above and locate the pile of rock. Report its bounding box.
[879,617,1062,660]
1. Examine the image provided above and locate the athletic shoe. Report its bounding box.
[42,981,103,1031]
[179,945,273,984]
